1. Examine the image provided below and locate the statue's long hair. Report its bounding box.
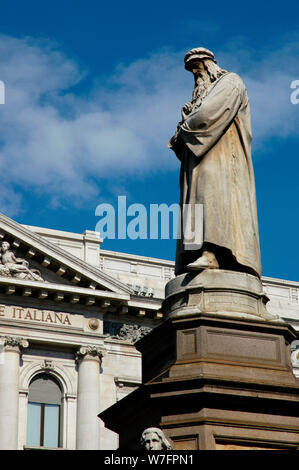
[192,60,227,103]
[140,427,173,450]
[204,60,226,82]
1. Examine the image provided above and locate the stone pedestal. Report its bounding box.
[164,270,276,321]
[99,272,299,450]
[0,336,28,450]
[76,346,103,450]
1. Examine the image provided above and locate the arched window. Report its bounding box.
[27,373,62,448]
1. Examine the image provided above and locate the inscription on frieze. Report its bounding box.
[205,292,258,312]
[0,304,74,326]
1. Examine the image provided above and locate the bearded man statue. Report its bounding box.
[169,47,261,278]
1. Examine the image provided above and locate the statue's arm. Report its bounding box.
[10,252,18,263]
[168,124,184,161]
[16,256,29,267]
[179,74,244,158]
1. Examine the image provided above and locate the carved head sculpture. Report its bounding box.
[1,241,10,252]
[184,47,216,70]
[184,47,225,86]
[140,427,173,451]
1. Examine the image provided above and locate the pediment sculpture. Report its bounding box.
[0,241,43,281]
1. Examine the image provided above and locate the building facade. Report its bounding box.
[0,212,298,450]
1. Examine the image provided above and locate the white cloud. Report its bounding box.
[0,187,22,217]
[0,34,298,215]
[216,38,299,144]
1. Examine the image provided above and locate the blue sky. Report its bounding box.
[0,0,298,281]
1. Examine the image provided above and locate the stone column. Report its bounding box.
[0,336,28,450]
[65,394,77,450]
[75,346,104,450]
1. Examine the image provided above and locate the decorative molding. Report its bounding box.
[114,376,141,387]
[42,359,55,370]
[75,346,105,362]
[1,335,29,351]
[0,213,131,294]
[114,376,141,401]
[104,321,152,343]
[0,241,43,282]
[20,360,76,395]
[127,284,155,298]
[0,276,129,308]
[88,318,100,331]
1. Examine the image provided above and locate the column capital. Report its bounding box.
[76,345,105,363]
[1,336,29,353]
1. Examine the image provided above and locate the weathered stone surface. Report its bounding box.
[1,241,43,281]
[98,47,299,450]
[99,313,299,450]
[104,320,152,343]
[169,47,261,278]
[140,427,173,450]
[164,269,278,321]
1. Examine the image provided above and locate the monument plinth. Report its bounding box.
[99,47,299,450]
[100,303,299,449]
[164,270,276,321]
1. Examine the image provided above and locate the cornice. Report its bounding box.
[0,213,131,295]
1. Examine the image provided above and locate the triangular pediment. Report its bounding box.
[0,213,132,308]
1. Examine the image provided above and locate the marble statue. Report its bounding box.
[140,427,173,450]
[169,47,262,278]
[0,241,43,281]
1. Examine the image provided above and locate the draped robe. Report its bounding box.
[169,72,262,277]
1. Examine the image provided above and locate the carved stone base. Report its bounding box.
[163,270,277,321]
[99,313,299,450]
[99,270,299,450]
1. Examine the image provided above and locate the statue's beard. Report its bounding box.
[192,72,211,102]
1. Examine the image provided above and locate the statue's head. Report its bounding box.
[184,47,225,85]
[140,427,173,450]
[184,47,216,71]
[1,241,10,252]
